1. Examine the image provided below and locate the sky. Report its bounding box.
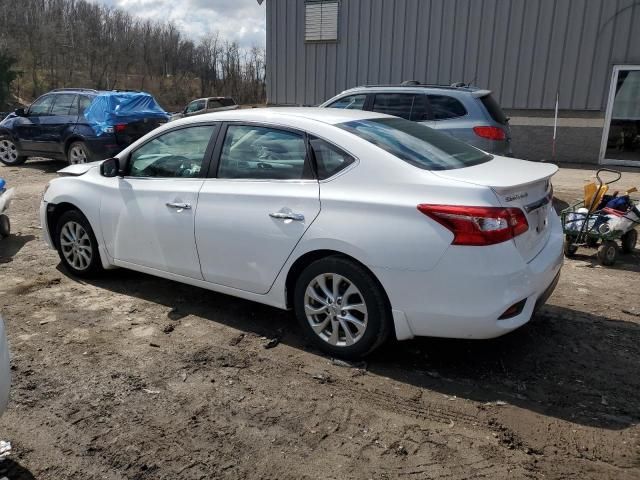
[90,0,266,48]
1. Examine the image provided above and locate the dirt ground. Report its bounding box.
[0,159,639,479]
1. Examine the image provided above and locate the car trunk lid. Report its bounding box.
[432,156,558,262]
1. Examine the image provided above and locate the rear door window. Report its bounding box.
[427,95,467,120]
[371,93,428,121]
[220,98,236,107]
[309,137,355,179]
[217,125,311,180]
[327,94,367,110]
[50,94,77,116]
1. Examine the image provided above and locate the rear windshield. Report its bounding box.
[337,117,492,171]
[479,94,508,125]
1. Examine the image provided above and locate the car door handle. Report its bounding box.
[166,202,192,210]
[269,212,304,221]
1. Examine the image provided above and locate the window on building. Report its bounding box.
[305,1,339,42]
[427,95,467,120]
[371,93,428,121]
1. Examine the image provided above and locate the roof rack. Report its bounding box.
[50,88,99,93]
[357,81,474,90]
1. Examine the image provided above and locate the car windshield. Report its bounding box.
[337,117,492,170]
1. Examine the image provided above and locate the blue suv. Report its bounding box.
[0,88,169,166]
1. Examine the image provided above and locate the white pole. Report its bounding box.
[552,92,559,162]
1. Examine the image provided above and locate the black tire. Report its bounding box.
[55,210,103,277]
[621,229,637,254]
[67,141,91,165]
[563,236,578,257]
[597,240,618,266]
[0,136,27,166]
[294,256,392,359]
[0,214,9,238]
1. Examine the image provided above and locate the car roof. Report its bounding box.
[169,107,389,127]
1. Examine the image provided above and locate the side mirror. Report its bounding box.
[14,108,25,116]
[100,157,120,177]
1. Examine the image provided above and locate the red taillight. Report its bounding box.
[473,126,506,141]
[417,205,529,246]
[114,123,127,133]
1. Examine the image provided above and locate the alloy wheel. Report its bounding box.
[59,221,93,270]
[0,139,18,164]
[304,273,368,347]
[69,145,88,164]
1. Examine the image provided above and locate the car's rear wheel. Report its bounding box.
[0,137,27,166]
[67,141,91,164]
[55,210,103,276]
[294,256,391,359]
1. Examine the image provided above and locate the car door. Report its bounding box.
[99,123,219,279]
[40,93,78,155]
[13,94,56,153]
[195,123,321,294]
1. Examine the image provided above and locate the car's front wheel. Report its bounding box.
[0,137,27,166]
[67,141,91,164]
[294,256,392,359]
[55,210,103,276]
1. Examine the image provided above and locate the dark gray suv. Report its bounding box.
[320,82,512,156]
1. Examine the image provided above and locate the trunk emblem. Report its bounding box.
[505,192,528,202]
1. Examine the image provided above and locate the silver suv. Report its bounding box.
[320,82,512,156]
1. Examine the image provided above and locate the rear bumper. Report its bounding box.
[84,137,123,161]
[375,211,563,340]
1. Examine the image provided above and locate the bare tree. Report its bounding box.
[0,0,266,109]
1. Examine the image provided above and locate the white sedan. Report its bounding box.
[40,108,562,358]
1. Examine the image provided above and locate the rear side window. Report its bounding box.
[371,93,428,121]
[309,137,355,179]
[479,94,508,125]
[70,95,92,115]
[327,94,367,110]
[427,95,467,120]
[50,94,77,115]
[337,117,491,171]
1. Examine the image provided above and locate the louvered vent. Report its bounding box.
[305,1,339,42]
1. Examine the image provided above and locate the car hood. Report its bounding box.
[58,160,103,176]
